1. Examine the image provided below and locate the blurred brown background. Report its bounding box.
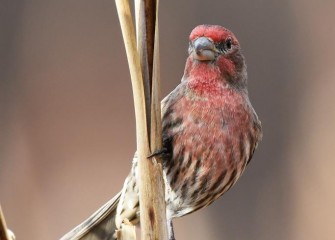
[1,0,335,239]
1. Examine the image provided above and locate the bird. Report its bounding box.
[61,24,262,240]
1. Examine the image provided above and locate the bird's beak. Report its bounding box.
[192,37,217,61]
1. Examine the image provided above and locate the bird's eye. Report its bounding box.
[216,38,233,53]
[226,38,232,50]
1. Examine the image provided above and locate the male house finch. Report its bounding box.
[61,24,262,240]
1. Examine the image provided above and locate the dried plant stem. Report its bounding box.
[148,2,169,240]
[0,205,13,240]
[115,0,168,239]
[115,0,147,238]
[115,0,148,149]
[150,0,162,152]
[135,0,168,239]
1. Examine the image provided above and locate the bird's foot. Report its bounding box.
[147,148,168,159]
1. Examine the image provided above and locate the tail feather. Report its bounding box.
[60,192,121,240]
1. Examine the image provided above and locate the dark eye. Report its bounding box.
[226,38,232,50]
[217,38,233,53]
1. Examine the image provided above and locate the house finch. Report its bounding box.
[61,24,262,240]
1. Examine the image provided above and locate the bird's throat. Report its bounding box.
[185,59,227,97]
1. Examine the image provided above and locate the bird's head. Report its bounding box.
[185,25,247,88]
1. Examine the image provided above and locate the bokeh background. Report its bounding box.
[1,0,335,239]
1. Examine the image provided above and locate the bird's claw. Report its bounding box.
[147,148,167,159]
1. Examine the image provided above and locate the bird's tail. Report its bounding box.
[60,192,121,240]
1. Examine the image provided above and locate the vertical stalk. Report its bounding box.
[115,0,168,239]
[135,0,168,239]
